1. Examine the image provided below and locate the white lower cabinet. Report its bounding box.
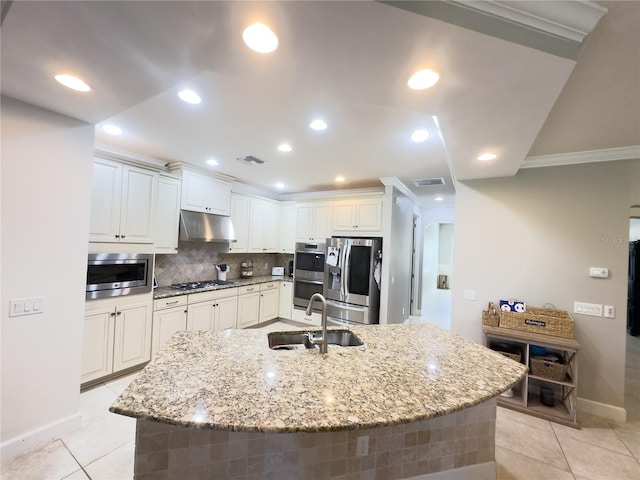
[187,288,238,331]
[82,307,116,383]
[82,298,153,384]
[113,302,153,372]
[279,280,293,319]
[259,282,280,323]
[237,285,260,328]
[152,296,188,357]
[217,296,238,330]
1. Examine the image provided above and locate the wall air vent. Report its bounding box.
[236,155,266,166]
[413,177,445,187]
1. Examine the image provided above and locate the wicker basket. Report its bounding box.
[499,307,574,338]
[498,351,522,363]
[482,310,500,327]
[530,357,570,382]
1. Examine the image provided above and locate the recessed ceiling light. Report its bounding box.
[477,153,497,161]
[335,176,345,182]
[277,143,292,152]
[102,124,123,135]
[54,74,91,92]
[242,23,279,53]
[178,89,201,104]
[310,119,328,131]
[408,69,440,90]
[410,129,430,142]
[206,159,219,166]
[435,196,444,202]
[275,182,285,189]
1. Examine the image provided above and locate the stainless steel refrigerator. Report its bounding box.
[324,237,382,326]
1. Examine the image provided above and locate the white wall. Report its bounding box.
[450,160,639,413]
[1,97,94,460]
[380,186,415,324]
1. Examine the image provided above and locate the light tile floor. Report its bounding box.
[2,323,639,480]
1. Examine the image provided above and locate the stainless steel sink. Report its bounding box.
[268,330,363,350]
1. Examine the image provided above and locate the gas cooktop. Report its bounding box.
[170,280,235,291]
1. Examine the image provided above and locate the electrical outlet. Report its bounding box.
[604,305,616,318]
[356,436,369,456]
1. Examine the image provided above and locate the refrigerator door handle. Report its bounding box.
[342,242,350,298]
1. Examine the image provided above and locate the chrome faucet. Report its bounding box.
[306,293,328,354]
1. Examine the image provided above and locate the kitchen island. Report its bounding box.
[110,323,526,479]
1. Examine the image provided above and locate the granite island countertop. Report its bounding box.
[110,323,526,432]
[153,275,290,300]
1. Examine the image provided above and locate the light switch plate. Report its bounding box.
[574,301,602,317]
[9,297,44,317]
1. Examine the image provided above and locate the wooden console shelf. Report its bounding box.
[483,326,581,429]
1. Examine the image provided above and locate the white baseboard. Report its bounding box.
[1,413,81,464]
[410,461,496,480]
[578,397,627,423]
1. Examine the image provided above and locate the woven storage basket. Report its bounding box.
[497,351,521,363]
[499,307,574,338]
[530,357,570,382]
[482,310,500,327]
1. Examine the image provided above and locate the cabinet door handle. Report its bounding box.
[247,288,254,292]
[184,310,188,313]
[115,234,120,238]
[116,311,122,315]
[121,235,126,239]
[110,312,116,317]
[166,300,179,305]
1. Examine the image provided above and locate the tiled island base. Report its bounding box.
[133,398,496,480]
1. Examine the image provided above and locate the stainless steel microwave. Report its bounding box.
[86,253,153,300]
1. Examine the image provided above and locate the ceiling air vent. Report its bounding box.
[413,177,445,187]
[236,155,266,166]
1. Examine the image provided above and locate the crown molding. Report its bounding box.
[380,177,421,205]
[451,1,608,44]
[522,146,640,169]
[167,161,236,183]
[278,186,384,202]
[94,143,168,170]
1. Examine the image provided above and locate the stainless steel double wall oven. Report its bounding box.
[293,241,326,312]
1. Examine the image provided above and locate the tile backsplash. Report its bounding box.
[155,242,293,286]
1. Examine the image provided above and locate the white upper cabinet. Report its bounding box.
[231,193,281,253]
[249,198,280,253]
[332,197,382,234]
[154,175,181,254]
[296,202,333,242]
[229,194,250,253]
[279,202,296,253]
[89,158,158,243]
[181,169,231,215]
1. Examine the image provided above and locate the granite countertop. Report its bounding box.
[153,275,292,299]
[110,324,527,432]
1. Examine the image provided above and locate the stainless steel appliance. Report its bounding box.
[86,253,153,300]
[324,237,382,326]
[293,241,326,312]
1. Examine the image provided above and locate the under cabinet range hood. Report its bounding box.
[179,210,237,243]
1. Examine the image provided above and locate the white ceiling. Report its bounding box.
[2,1,636,205]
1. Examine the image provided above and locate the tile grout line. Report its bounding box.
[59,439,92,480]
[549,421,575,478]
[608,422,639,462]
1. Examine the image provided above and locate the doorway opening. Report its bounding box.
[420,222,453,330]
